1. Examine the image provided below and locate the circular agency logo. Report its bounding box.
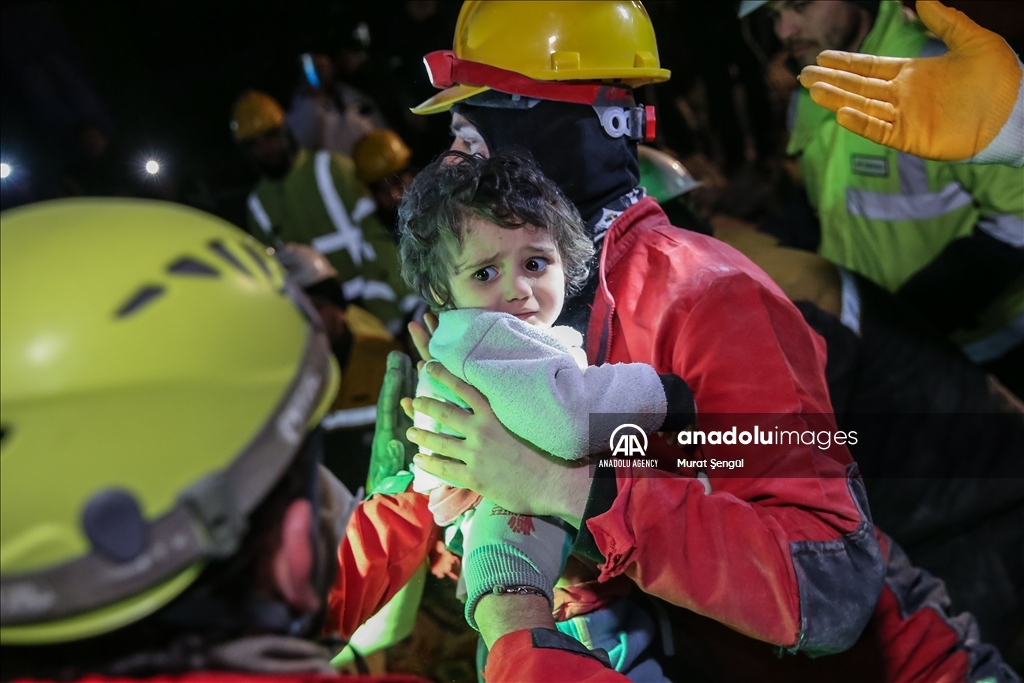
[609,423,648,458]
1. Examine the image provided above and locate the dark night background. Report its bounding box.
[2,2,1024,679]
[2,1,1022,226]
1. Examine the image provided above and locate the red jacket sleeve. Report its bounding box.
[485,629,628,683]
[325,491,439,639]
[586,247,883,653]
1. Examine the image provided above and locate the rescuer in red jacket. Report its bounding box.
[399,2,1018,681]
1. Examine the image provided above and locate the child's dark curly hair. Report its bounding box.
[398,150,594,310]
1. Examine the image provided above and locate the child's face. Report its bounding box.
[449,216,565,328]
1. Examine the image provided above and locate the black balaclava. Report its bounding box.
[453,98,641,232]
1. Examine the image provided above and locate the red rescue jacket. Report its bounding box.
[326,491,631,683]
[577,197,880,650]
[321,200,1003,682]
[567,198,997,682]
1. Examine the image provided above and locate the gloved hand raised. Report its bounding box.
[799,1,1024,166]
[459,499,572,631]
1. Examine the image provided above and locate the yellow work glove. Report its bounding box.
[799,1,1024,167]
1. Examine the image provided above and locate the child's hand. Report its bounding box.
[408,312,439,362]
[400,397,415,421]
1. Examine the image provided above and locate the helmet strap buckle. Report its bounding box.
[593,105,656,142]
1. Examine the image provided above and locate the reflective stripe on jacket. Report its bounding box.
[788,0,1024,352]
[246,150,413,333]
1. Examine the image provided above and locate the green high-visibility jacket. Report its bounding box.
[246,149,416,334]
[788,0,1024,360]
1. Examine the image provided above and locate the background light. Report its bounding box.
[0,163,10,179]
[145,160,160,175]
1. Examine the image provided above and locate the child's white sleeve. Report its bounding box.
[430,310,667,459]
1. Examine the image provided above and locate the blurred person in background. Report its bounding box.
[741,0,1024,398]
[352,129,415,238]
[288,46,388,158]
[231,89,418,337]
[277,242,402,492]
[644,149,1024,665]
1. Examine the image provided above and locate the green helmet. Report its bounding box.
[637,146,701,204]
[0,199,339,644]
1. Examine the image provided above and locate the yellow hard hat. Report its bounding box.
[230,90,286,142]
[352,130,412,184]
[413,1,670,115]
[0,199,338,644]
